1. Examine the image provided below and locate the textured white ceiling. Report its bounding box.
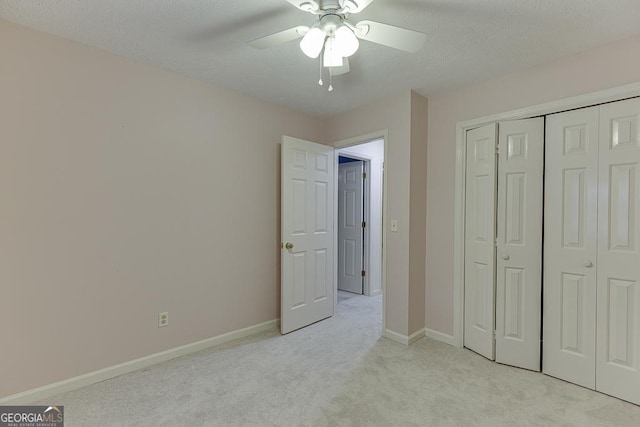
[2,0,640,117]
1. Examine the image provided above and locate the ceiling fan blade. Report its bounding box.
[341,0,375,14]
[285,0,320,13]
[248,26,309,49]
[355,20,426,53]
[331,57,350,76]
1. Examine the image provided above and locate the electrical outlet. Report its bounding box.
[158,312,169,328]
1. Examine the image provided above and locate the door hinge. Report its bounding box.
[362,221,366,228]
[361,270,366,277]
[363,172,367,179]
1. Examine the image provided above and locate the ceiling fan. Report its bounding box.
[248,0,427,89]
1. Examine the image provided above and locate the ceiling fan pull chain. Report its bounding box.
[318,55,323,86]
[328,67,333,92]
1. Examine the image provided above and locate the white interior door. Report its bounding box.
[281,136,334,334]
[596,98,640,405]
[495,118,544,371]
[464,123,497,360]
[543,107,599,389]
[338,160,364,294]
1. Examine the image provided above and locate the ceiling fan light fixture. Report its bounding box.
[300,26,326,58]
[323,37,344,67]
[334,25,359,57]
[249,0,428,87]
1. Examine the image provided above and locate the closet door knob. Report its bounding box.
[501,253,510,260]
[583,259,593,268]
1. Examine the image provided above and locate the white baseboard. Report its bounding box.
[408,328,426,345]
[425,328,457,347]
[384,328,425,346]
[384,329,409,345]
[0,319,279,405]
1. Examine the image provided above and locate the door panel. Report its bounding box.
[495,118,544,371]
[544,107,599,389]
[464,124,497,360]
[596,98,640,405]
[338,161,364,294]
[281,136,334,334]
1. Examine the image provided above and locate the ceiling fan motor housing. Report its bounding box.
[320,14,344,36]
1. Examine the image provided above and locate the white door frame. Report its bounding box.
[452,82,640,348]
[333,130,388,331]
[337,152,371,295]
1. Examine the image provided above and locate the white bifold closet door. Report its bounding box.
[464,118,544,371]
[464,123,498,361]
[544,98,640,405]
[495,118,544,371]
[544,107,599,389]
[596,98,640,405]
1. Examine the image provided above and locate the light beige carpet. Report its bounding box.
[39,291,639,426]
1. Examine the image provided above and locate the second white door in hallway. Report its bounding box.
[338,160,364,294]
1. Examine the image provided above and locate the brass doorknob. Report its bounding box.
[285,242,294,250]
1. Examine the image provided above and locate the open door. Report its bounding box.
[281,136,335,334]
[338,159,364,294]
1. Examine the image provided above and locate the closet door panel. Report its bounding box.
[597,98,640,405]
[544,107,599,389]
[495,118,544,371]
[464,124,498,360]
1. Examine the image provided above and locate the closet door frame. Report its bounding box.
[452,82,640,348]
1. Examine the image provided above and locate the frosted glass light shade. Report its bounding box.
[323,37,343,67]
[334,25,359,57]
[300,27,325,58]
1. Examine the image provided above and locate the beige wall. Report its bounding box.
[0,19,325,398]
[426,33,640,335]
[325,91,428,336]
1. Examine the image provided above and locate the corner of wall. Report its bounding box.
[408,92,428,335]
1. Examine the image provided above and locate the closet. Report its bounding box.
[544,97,640,405]
[464,117,544,371]
[464,96,640,405]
